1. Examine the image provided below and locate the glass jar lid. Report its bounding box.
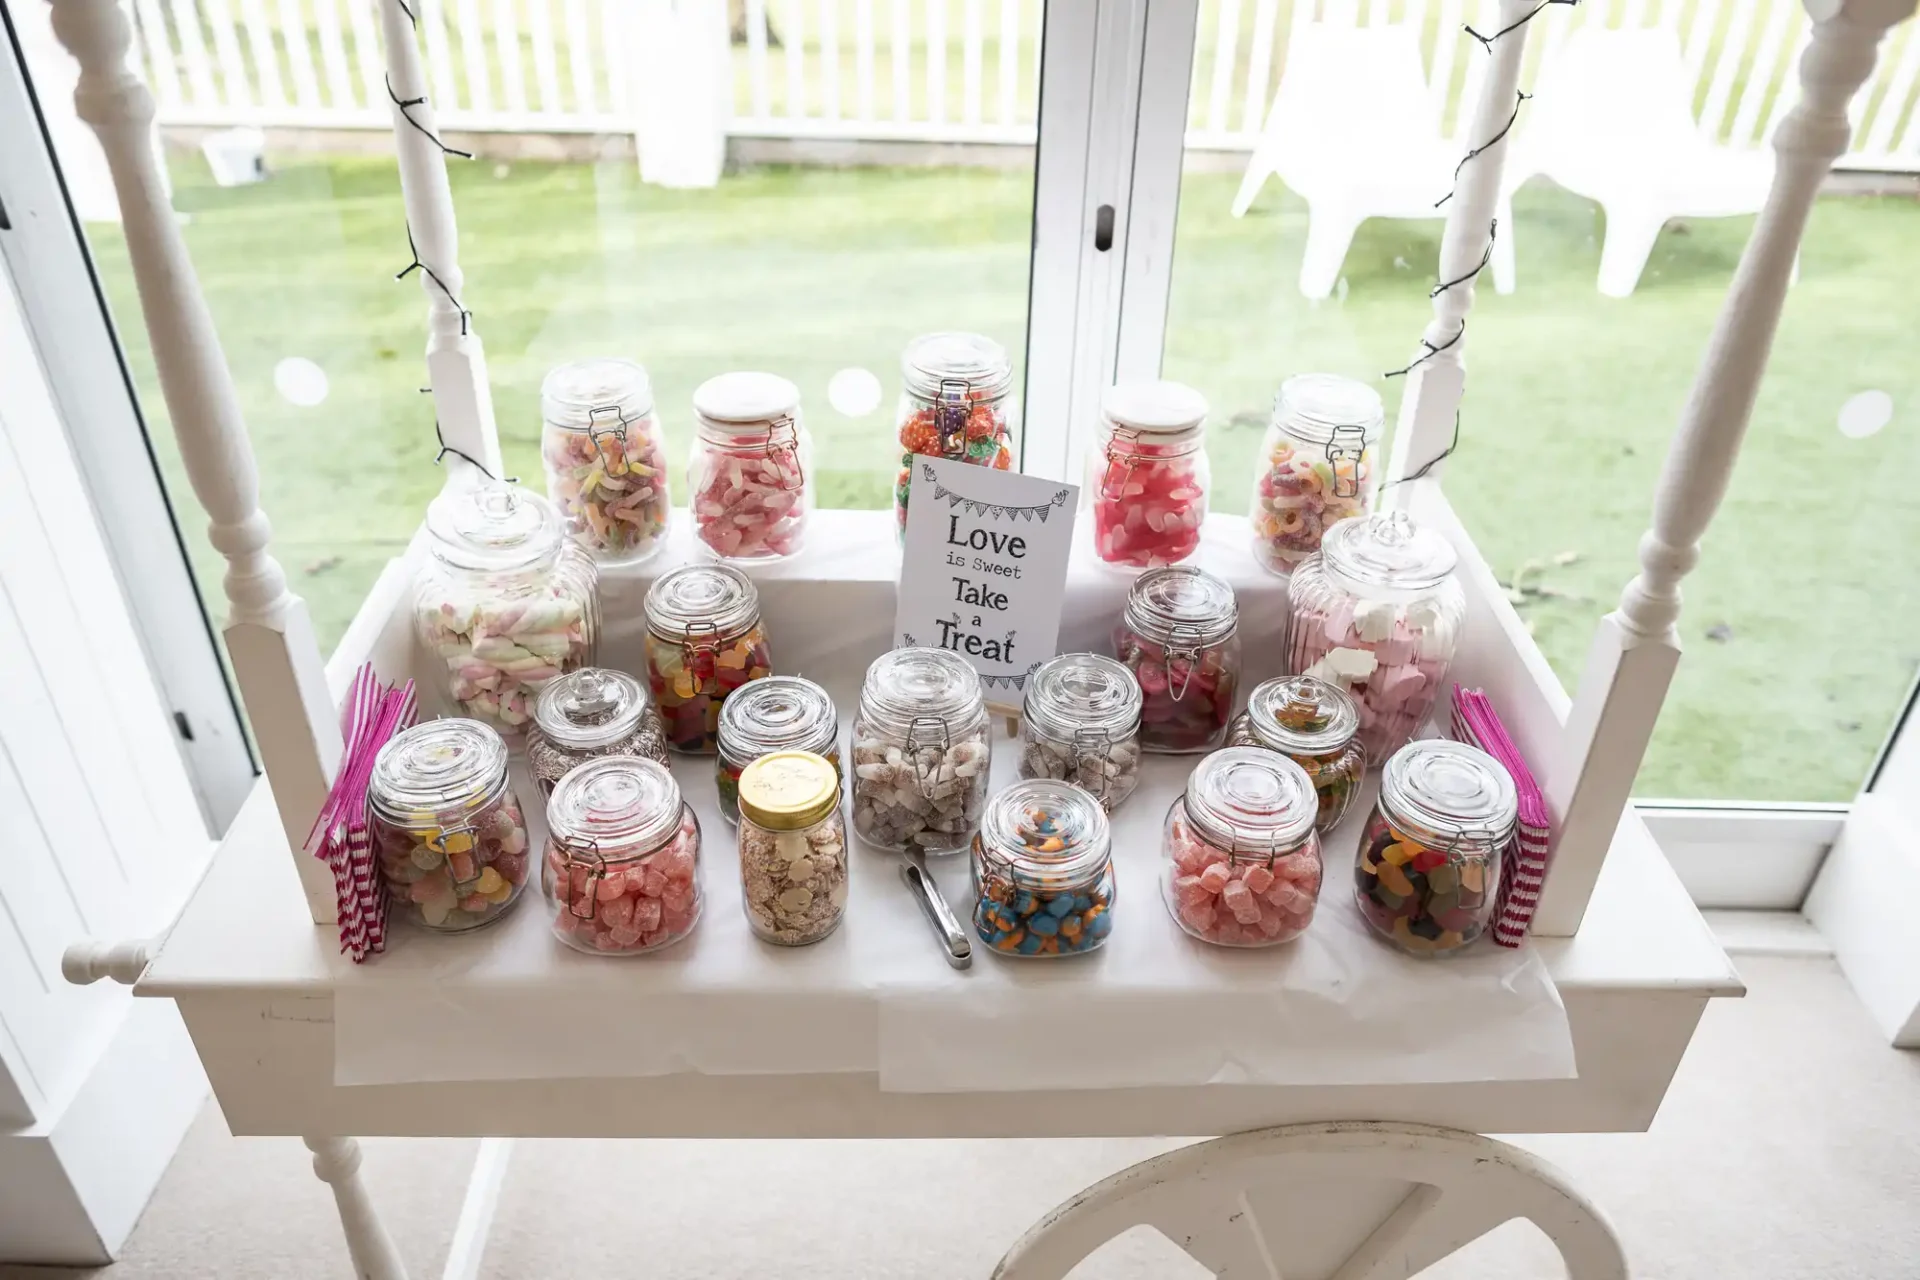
[738,750,840,830]
[424,480,566,574]
[1123,565,1239,648]
[369,718,509,819]
[547,755,684,856]
[1024,653,1142,742]
[976,779,1111,890]
[1379,739,1517,851]
[532,668,651,751]
[1243,675,1361,757]
[693,371,801,433]
[645,564,761,640]
[1182,746,1319,855]
[540,357,655,431]
[901,331,1013,402]
[719,676,838,766]
[1272,372,1384,446]
[1101,381,1208,436]
[1321,510,1458,598]
[859,646,986,734]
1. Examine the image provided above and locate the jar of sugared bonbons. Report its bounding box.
[542,756,701,956]
[1162,747,1322,947]
[971,779,1116,958]
[892,332,1016,535]
[1087,381,1210,568]
[1114,565,1240,753]
[643,564,774,754]
[539,357,671,565]
[689,371,812,561]
[1225,674,1366,833]
[1249,373,1382,574]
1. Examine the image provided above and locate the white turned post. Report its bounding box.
[304,1137,412,1280]
[1536,0,1916,937]
[50,0,343,925]
[61,937,157,986]
[378,0,502,474]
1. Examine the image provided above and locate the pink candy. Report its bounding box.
[1092,441,1206,567]
[1162,810,1322,947]
[543,812,701,956]
[1287,599,1457,763]
[691,446,809,560]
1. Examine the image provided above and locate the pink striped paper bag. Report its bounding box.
[1449,687,1552,947]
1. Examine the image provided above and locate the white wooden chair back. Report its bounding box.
[1271,24,1443,161]
[1533,28,1708,160]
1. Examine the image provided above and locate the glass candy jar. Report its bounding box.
[716,676,841,825]
[1114,565,1240,754]
[643,564,774,754]
[1226,675,1366,833]
[1018,653,1143,811]
[972,779,1116,958]
[1249,374,1383,573]
[542,756,701,956]
[413,480,599,738]
[1355,740,1516,957]
[1162,747,1322,948]
[539,357,671,565]
[526,667,670,796]
[1087,381,1210,568]
[892,332,1016,535]
[689,371,812,561]
[850,647,991,853]
[737,751,850,946]
[1286,510,1465,762]
[369,719,530,933]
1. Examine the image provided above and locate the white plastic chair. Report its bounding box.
[1503,27,1776,298]
[993,1122,1629,1279]
[1231,24,1516,300]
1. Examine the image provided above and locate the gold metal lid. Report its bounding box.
[738,751,839,830]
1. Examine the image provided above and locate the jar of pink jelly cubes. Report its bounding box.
[540,357,671,566]
[1162,747,1323,948]
[542,755,702,956]
[1114,565,1240,754]
[1285,510,1465,763]
[1087,381,1210,568]
[689,371,812,561]
[1249,374,1383,574]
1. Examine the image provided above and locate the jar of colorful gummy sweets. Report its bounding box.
[1114,565,1240,753]
[527,667,670,796]
[539,357,671,565]
[542,755,701,955]
[1087,381,1209,568]
[1249,373,1382,574]
[1225,674,1366,833]
[1018,652,1143,811]
[689,371,812,561]
[643,564,774,754]
[892,332,1015,535]
[737,751,850,946]
[1162,747,1322,947]
[715,675,841,825]
[971,779,1115,958]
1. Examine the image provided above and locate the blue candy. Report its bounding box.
[1018,931,1045,954]
[1045,894,1074,918]
[1073,894,1093,913]
[1028,913,1060,937]
[1088,911,1114,938]
[1013,892,1036,915]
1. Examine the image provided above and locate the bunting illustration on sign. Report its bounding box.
[925,464,1072,522]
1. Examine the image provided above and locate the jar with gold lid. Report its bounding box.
[737,751,849,946]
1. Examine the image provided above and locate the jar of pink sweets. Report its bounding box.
[689,372,812,561]
[1225,675,1366,833]
[1285,510,1464,763]
[542,755,702,956]
[540,358,671,566]
[1114,565,1240,753]
[1087,381,1210,568]
[1162,747,1322,947]
[892,332,1016,536]
[1249,374,1383,574]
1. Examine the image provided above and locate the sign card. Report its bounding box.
[895,458,1079,711]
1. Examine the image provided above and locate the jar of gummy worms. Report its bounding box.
[1087,381,1210,569]
[539,357,671,566]
[689,371,812,562]
[1285,509,1464,763]
[1162,747,1322,948]
[892,332,1016,536]
[1225,674,1366,833]
[1113,565,1240,754]
[412,480,600,739]
[1249,373,1383,574]
[716,675,841,826]
[369,719,531,933]
[542,755,702,956]
[643,564,774,755]
[526,667,670,796]
[850,647,992,854]
[971,779,1115,958]
[738,751,850,946]
[1355,739,1515,958]
[1018,652,1144,812]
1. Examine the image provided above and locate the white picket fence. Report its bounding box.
[127,0,1920,169]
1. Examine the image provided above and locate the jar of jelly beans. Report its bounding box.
[539,357,671,565]
[892,332,1015,536]
[542,756,702,956]
[526,667,670,796]
[1355,739,1515,957]
[738,751,850,946]
[850,647,991,853]
[689,371,812,561]
[1018,652,1143,811]
[1225,675,1366,833]
[1162,747,1322,948]
[1249,374,1382,574]
[1087,381,1209,568]
[716,676,841,825]
[643,564,774,754]
[1114,565,1240,753]
[971,779,1116,958]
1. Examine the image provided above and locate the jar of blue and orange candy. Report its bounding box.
[716,676,841,825]
[1113,565,1240,753]
[970,779,1115,958]
[1225,675,1366,833]
[643,564,774,754]
[892,332,1016,536]
[1355,739,1516,958]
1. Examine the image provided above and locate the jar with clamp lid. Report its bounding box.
[1226,675,1366,833]
[527,667,669,796]
[1249,374,1383,574]
[1113,565,1240,754]
[972,779,1116,958]
[539,357,671,565]
[542,756,701,955]
[1019,653,1143,811]
[716,676,841,825]
[1286,509,1464,762]
[850,647,991,853]
[1355,739,1515,957]
[413,479,600,738]
[1087,381,1210,568]
[369,719,531,933]
[738,751,849,946]
[892,332,1016,536]
[1162,747,1323,948]
[690,371,812,561]
[643,564,774,754]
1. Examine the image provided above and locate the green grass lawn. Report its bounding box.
[88,147,1920,803]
